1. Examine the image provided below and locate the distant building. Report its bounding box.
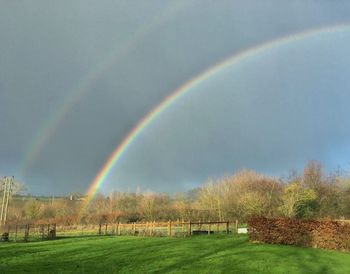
[69,193,86,201]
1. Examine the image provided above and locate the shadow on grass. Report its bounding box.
[154,237,342,274]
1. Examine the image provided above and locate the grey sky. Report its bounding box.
[1,1,350,195]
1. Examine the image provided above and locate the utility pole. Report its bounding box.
[0,176,14,231]
[0,178,7,228]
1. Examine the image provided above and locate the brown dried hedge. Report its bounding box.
[247,217,350,251]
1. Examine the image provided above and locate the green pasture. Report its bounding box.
[0,235,350,273]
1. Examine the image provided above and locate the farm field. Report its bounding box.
[1,235,350,274]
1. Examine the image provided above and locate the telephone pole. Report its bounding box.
[0,176,14,231]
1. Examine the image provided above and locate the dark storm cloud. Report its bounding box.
[1,1,350,195]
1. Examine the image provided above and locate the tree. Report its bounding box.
[25,199,42,220]
[198,179,223,220]
[138,191,156,220]
[302,161,341,217]
[303,161,323,191]
[280,180,318,218]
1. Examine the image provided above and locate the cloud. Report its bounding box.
[1,1,350,195]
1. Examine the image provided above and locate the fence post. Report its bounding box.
[235,219,238,233]
[41,224,44,240]
[98,223,102,235]
[208,221,211,235]
[53,224,56,239]
[181,219,184,238]
[188,221,191,237]
[168,220,172,237]
[133,222,136,236]
[24,224,30,242]
[15,224,18,242]
[226,221,229,234]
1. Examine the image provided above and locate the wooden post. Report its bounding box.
[181,219,184,238]
[168,220,172,237]
[105,223,108,235]
[24,224,30,242]
[133,222,136,236]
[208,222,211,235]
[52,224,56,239]
[41,224,45,240]
[226,221,229,234]
[217,222,219,234]
[15,224,18,242]
[188,221,191,237]
[117,222,120,236]
[235,219,238,234]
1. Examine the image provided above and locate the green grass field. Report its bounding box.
[1,235,350,274]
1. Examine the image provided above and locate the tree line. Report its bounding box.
[4,161,350,225]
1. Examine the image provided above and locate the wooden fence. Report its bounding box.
[1,220,239,242]
[109,220,235,237]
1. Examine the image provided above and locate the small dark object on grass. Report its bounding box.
[48,229,56,239]
[192,230,214,235]
[2,232,9,241]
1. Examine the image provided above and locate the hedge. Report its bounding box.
[247,217,350,251]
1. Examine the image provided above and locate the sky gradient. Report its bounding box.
[1,1,350,195]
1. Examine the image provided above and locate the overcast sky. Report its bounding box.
[1,1,350,195]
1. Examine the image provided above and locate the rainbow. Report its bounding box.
[18,1,190,177]
[83,22,350,207]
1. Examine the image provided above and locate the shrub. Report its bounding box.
[248,217,350,251]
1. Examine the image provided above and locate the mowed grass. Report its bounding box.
[1,235,350,274]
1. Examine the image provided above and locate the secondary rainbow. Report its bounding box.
[18,2,189,177]
[85,23,350,205]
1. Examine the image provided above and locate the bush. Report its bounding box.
[248,217,350,251]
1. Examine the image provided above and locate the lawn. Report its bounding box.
[0,235,350,274]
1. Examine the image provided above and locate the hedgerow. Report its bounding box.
[248,217,350,251]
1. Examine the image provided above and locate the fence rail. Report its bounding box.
[1,220,240,242]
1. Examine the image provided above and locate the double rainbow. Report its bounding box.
[84,23,350,207]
